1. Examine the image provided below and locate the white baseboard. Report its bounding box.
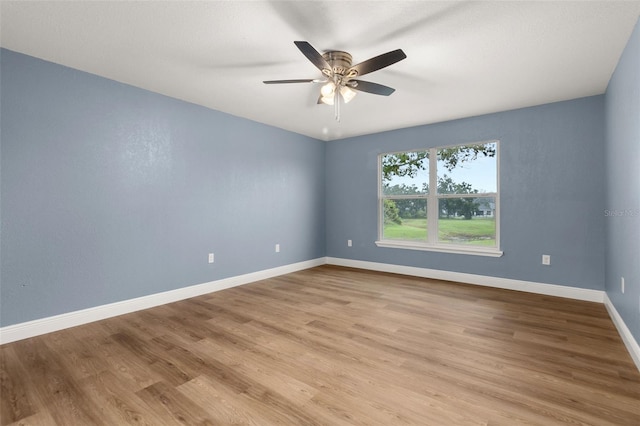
[4,255,638,374]
[603,293,640,371]
[327,257,640,372]
[0,258,326,345]
[326,257,604,302]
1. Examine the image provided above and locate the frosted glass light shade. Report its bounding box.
[340,86,356,103]
[320,82,335,97]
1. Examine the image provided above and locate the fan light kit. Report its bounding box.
[264,41,407,121]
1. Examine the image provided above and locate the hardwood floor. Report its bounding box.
[2,265,639,425]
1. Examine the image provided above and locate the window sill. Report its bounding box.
[375,240,504,257]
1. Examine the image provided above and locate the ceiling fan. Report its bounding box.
[264,41,407,121]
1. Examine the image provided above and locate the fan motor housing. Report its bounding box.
[322,51,352,76]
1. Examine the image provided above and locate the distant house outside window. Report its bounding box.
[376,141,502,257]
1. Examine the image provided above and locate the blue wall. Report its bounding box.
[2,38,636,338]
[0,49,326,326]
[605,18,640,343]
[326,96,606,290]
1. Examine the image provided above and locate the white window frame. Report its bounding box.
[375,140,503,257]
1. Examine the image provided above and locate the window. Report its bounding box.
[376,141,501,257]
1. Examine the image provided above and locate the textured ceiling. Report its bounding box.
[2,1,640,141]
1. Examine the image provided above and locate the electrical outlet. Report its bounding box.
[542,255,551,265]
[347,239,352,247]
[208,253,214,264]
[275,244,280,253]
[621,277,625,294]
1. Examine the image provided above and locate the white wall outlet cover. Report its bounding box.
[542,255,551,265]
[208,253,214,263]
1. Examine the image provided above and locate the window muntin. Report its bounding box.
[378,141,500,256]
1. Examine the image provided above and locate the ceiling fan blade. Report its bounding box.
[294,41,332,74]
[263,79,319,84]
[347,49,407,77]
[350,80,396,96]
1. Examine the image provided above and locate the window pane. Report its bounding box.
[383,199,427,241]
[381,151,429,195]
[438,197,496,246]
[437,142,497,194]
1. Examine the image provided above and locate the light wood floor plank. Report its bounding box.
[2,265,639,425]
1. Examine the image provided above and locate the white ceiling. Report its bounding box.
[2,1,639,141]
